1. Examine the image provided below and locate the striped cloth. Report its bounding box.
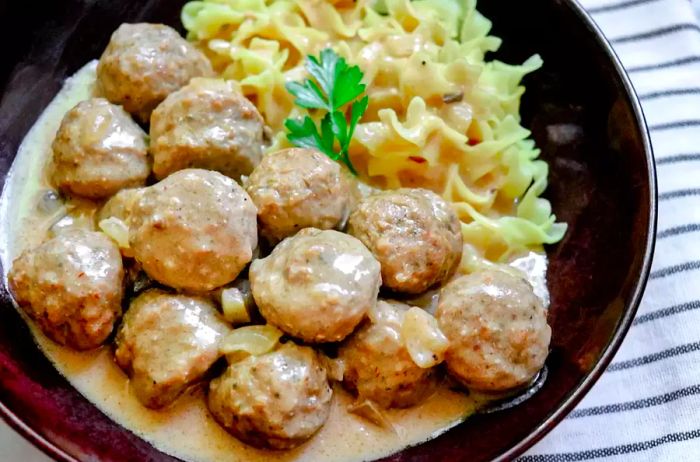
[522,0,700,460]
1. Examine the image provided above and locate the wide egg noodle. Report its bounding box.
[181,0,567,267]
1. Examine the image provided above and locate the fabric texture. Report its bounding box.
[523,0,700,460]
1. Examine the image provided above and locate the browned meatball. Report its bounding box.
[150,78,265,181]
[348,188,463,294]
[8,230,123,350]
[208,343,332,449]
[435,269,551,392]
[339,300,437,408]
[97,23,213,122]
[51,98,149,199]
[250,228,381,343]
[115,289,230,408]
[245,148,353,243]
[129,169,257,292]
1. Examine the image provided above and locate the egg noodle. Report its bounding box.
[181,0,567,267]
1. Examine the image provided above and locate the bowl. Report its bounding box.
[0,0,656,460]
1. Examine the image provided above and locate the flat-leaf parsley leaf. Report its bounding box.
[284,48,368,175]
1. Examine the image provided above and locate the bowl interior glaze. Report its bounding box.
[0,0,655,461]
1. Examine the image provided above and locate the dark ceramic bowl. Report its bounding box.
[0,0,656,461]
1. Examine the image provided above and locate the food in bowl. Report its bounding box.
[2,0,567,460]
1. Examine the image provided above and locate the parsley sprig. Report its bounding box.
[284,49,369,175]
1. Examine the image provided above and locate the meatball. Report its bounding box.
[348,188,463,294]
[245,148,353,243]
[97,187,144,224]
[208,343,332,449]
[339,300,437,408]
[97,23,212,122]
[8,230,123,350]
[150,78,265,181]
[115,289,229,408]
[250,228,381,343]
[435,269,551,392]
[51,98,149,199]
[129,169,257,292]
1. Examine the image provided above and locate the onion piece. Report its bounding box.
[319,355,345,382]
[37,189,64,214]
[347,400,395,432]
[219,325,282,363]
[401,307,449,368]
[98,217,130,250]
[221,287,252,325]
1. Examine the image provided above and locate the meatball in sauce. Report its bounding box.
[150,78,265,181]
[129,169,257,292]
[97,23,213,122]
[436,269,551,392]
[348,188,463,294]
[208,343,332,450]
[250,228,381,343]
[246,148,354,244]
[339,300,438,409]
[52,98,149,199]
[8,229,123,350]
[115,289,230,409]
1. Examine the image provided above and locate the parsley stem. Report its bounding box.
[284,48,367,176]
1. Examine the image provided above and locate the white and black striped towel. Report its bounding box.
[522,0,700,460]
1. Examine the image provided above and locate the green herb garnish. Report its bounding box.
[284,48,369,175]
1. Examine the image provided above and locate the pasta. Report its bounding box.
[181,0,567,267]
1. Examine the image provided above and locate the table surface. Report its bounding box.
[3,2,700,461]
[0,423,50,462]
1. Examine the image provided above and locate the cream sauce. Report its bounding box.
[0,61,487,462]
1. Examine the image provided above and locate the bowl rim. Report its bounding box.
[0,0,658,461]
[494,0,658,459]
[0,400,76,461]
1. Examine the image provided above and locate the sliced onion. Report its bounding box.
[401,307,449,369]
[219,325,282,363]
[98,217,130,250]
[347,400,395,432]
[37,189,64,214]
[319,355,345,382]
[221,287,252,325]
